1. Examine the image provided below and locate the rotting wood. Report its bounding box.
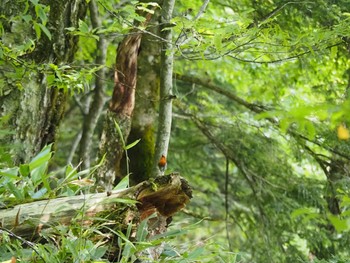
[0,173,192,241]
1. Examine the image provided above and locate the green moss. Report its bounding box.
[126,125,155,184]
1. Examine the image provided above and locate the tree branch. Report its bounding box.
[176,73,350,161]
[79,0,108,169]
[175,73,268,113]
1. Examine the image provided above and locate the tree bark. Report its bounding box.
[0,0,87,164]
[152,0,176,177]
[96,11,154,190]
[96,33,142,190]
[127,15,161,185]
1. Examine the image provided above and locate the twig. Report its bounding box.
[0,227,46,262]
[194,0,211,20]
[224,157,233,251]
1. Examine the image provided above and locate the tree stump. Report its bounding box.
[0,173,192,245]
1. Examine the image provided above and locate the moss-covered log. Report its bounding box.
[0,173,192,242]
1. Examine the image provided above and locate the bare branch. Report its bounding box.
[78,0,108,169]
[175,73,268,113]
[194,0,211,20]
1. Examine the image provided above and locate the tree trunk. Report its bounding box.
[127,16,161,185]
[152,0,176,177]
[96,33,142,190]
[0,0,87,164]
[96,11,154,190]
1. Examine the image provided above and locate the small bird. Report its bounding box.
[158,154,167,175]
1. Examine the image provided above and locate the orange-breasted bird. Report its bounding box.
[158,154,167,175]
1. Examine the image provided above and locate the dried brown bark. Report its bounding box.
[109,34,142,116]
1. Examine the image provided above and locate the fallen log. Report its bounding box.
[0,173,192,242]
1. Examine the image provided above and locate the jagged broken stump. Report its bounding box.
[0,173,192,244]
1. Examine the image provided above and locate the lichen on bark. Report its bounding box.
[0,0,87,163]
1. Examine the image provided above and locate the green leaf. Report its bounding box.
[31,187,48,199]
[19,164,30,177]
[31,161,48,185]
[279,117,291,134]
[22,14,32,23]
[114,120,125,146]
[29,0,39,5]
[124,139,141,150]
[113,174,129,190]
[78,19,90,34]
[92,246,108,259]
[33,22,41,39]
[184,247,205,260]
[136,218,149,242]
[65,26,77,32]
[35,4,48,25]
[64,164,77,181]
[0,167,19,179]
[330,46,337,60]
[328,214,350,233]
[6,181,24,200]
[291,207,317,219]
[38,23,51,40]
[29,144,52,171]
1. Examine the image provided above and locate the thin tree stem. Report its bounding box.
[78,0,107,169]
[152,0,176,177]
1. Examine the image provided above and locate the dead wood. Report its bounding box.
[0,173,192,242]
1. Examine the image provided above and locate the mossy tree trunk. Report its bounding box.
[0,0,87,164]
[96,11,154,190]
[127,16,161,185]
[96,33,143,190]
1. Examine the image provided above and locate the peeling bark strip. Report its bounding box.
[109,8,155,115]
[96,32,142,189]
[109,34,142,115]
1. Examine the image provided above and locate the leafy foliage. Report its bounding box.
[2,0,350,262]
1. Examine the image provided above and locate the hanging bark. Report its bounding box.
[0,0,87,164]
[152,0,176,177]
